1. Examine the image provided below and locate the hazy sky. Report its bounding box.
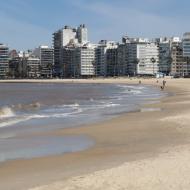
[0,0,189,50]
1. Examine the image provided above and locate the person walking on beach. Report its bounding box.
[161,80,166,90]
[163,80,166,87]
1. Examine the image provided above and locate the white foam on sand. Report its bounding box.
[29,145,190,190]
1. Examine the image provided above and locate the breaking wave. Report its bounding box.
[12,102,41,110]
[0,84,165,129]
[0,107,15,118]
[0,106,83,128]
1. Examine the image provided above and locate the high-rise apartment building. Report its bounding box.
[9,50,34,78]
[74,44,96,77]
[106,48,118,76]
[62,46,77,78]
[137,43,159,75]
[117,44,128,76]
[182,33,190,76]
[170,38,188,77]
[33,46,54,78]
[9,56,26,78]
[183,32,190,58]
[25,57,41,78]
[96,40,118,76]
[77,24,88,44]
[53,29,64,76]
[156,38,172,75]
[53,25,88,77]
[53,26,76,76]
[57,26,77,47]
[8,50,19,78]
[0,43,9,78]
[123,38,159,76]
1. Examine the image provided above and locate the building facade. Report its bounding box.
[53,29,64,76]
[0,44,9,78]
[117,44,128,76]
[33,46,54,78]
[157,38,172,75]
[123,38,159,76]
[96,40,118,76]
[26,57,41,78]
[170,39,188,77]
[183,32,190,58]
[137,42,159,75]
[77,24,88,44]
[53,25,88,77]
[74,44,96,77]
[60,43,96,78]
[106,48,118,76]
[9,57,21,78]
[62,46,76,78]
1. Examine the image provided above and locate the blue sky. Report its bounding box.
[0,0,190,50]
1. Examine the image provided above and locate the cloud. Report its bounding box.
[0,0,189,49]
[70,0,189,41]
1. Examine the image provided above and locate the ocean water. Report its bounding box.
[0,83,167,162]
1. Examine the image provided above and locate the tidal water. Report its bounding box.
[0,83,167,162]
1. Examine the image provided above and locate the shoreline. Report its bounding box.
[0,77,172,84]
[1,78,190,190]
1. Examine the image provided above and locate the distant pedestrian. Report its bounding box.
[160,80,166,90]
[139,80,141,84]
[162,80,166,89]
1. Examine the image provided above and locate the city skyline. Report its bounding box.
[0,0,190,50]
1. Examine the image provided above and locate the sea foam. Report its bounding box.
[0,107,15,118]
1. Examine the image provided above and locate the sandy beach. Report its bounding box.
[1,78,190,190]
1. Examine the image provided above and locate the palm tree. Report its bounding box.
[133,58,139,76]
[27,65,31,78]
[47,63,53,78]
[167,57,172,75]
[150,57,156,75]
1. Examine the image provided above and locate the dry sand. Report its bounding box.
[1,78,190,190]
[30,145,190,190]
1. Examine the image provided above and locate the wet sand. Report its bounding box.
[1,78,190,190]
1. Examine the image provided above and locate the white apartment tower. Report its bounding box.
[96,40,118,76]
[74,44,96,77]
[126,38,159,75]
[26,57,41,78]
[77,24,88,44]
[137,42,159,75]
[53,25,88,77]
[53,26,77,76]
[61,26,77,46]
